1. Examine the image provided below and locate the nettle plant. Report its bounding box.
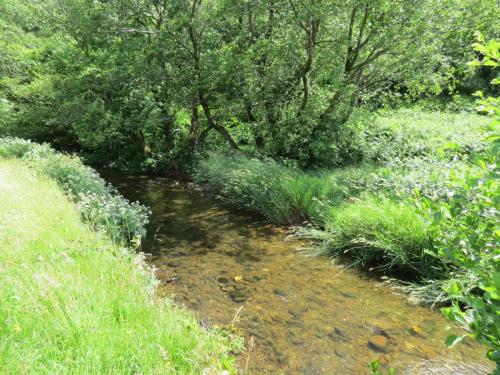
[426,36,499,370]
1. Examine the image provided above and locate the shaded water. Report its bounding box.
[103,172,491,374]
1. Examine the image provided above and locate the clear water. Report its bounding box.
[103,172,492,375]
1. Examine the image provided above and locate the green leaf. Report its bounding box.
[445,334,465,348]
[486,349,500,362]
[447,281,462,296]
[441,307,456,321]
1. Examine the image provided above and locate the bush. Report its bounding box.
[366,157,476,200]
[0,137,148,244]
[425,37,500,370]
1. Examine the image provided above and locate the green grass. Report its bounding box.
[0,160,236,374]
[0,137,149,244]
[195,153,375,224]
[300,196,440,278]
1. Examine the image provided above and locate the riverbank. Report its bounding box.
[194,109,489,303]
[103,170,492,374]
[192,106,500,371]
[0,152,237,373]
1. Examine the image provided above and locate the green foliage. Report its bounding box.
[369,359,395,375]
[424,37,500,371]
[360,109,488,164]
[0,137,149,244]
[0,159,236,373]
[1,0,497,170]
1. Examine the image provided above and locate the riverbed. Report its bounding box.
[103,172,491,374]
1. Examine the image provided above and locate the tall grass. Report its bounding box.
[0,160,236,373]
[195,153,374,224]
[298,196,441,278]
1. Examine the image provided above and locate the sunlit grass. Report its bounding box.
[362,108,488,163]
[195,153,375,224]
[0,160,236,374]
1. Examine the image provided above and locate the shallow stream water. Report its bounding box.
[102,172,491,375]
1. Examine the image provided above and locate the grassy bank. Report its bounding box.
[0,137,150,244]
[0,157,236,373]
[194,109,490,299]
[195,153,439,279]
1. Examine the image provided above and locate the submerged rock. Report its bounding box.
[232,284,247,291]
[291,338,305,347]
[229,289,249,303]
[406,296,421,306]
[372,327,390,339]
[328,327,349,342]
[273,288,287,298]
[305,295,325,307]
[408,324,424,337]
[334,348,347,358]
[340,291,357,299]
[367,335,389,352]
[288,306,307,319]
[217,276,230,284]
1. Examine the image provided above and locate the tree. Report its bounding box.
[1,0,497,170]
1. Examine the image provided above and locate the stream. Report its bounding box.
[102,171,491,374]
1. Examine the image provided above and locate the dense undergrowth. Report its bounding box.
[0,155,237,373]
[195,108,491,299]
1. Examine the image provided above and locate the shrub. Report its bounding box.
[0,137,148,244]
[425,37,500,370]
[367,157,476,200]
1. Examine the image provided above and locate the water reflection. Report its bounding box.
[102,171,491,375]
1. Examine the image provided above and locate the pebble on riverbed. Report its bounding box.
[273,288,287,298]
[217,276,230,284]
[408,324,424,337]
[328,327,349,342]
[367,335,389,352]
[229,289,249,303]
